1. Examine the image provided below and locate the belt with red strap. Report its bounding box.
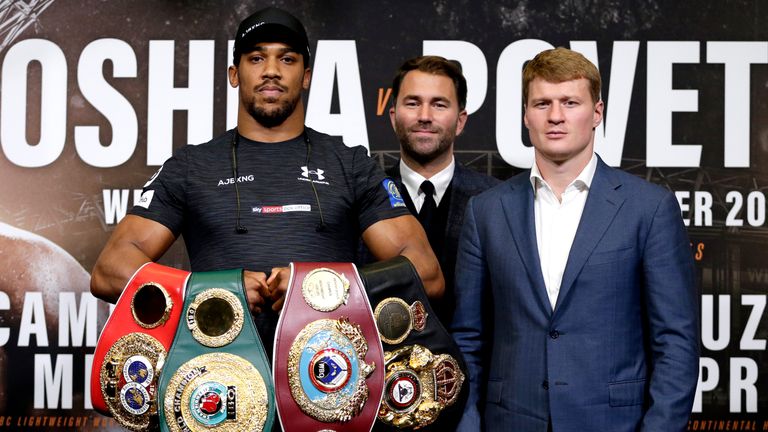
[91,262,189,431]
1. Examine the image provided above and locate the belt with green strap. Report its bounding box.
[157,269,275,432]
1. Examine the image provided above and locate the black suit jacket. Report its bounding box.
[386,161,500,325]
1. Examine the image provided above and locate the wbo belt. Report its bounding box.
[274,262,384,432]
[91,262,190,431]
[156,269,275,432]
[360,256,467,430]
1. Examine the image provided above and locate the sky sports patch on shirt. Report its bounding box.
[382,179,406,208]
[252,204,311,214]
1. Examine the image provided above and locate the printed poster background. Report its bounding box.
[0,0,766,430]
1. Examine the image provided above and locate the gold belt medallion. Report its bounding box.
[100,333,166,431]
[287,318,375,422]
[378,345,465,429]
[163,352,268,432]
[374,298,428,345]
[131,282,173,329]
[301,267,351,312]
[186,288,244,348]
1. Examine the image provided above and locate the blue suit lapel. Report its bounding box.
[554,158,626,314]
[501,175,552,317]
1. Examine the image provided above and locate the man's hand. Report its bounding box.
[266,267,291,312]
[243,270,269,313]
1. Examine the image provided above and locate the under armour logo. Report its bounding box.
[301,166,325,180]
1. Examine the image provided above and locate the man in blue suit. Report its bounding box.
[451,47,699,432]
[387,56,500,327]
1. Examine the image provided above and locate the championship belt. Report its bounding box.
[90,262,190,431]
[274,262,385,432]
[360,257,467,430]
[157,269,274,432]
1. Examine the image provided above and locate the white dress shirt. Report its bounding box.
[530,153,597,310]
[399,157,455,212]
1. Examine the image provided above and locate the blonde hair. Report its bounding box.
[523,47,601,105]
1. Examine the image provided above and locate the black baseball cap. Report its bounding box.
[233,7,311,66]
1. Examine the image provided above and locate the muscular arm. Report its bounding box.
[90,215,176,303]
[361,214,444,299]
[91,215,269,311]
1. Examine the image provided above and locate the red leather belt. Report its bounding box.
[90,262,189,430]
[273,262,384,432]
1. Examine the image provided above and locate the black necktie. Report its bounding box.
[418,180,437,231]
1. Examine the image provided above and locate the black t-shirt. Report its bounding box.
[131,128,409,347]
[132,127,408,271]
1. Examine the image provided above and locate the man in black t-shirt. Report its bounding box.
[90,7,443,328]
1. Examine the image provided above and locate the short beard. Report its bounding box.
[246,95,299,129]
[395,121,456,166]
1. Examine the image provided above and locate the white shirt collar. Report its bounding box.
[529,153,598,196]
[530,153,598,310]
[399,157,455,207]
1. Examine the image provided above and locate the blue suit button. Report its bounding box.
[549,330,559,339]
[542,380,549,390]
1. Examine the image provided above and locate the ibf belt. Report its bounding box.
[90,262,190,431]
[360,256,469,430]
[156,270,274,432]
[274,263,384,432]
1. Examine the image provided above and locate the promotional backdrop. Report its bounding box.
[0,0,766,430]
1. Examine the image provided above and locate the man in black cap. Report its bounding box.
[90,7,443,346]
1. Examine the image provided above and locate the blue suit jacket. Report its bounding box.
[451,157,699,432]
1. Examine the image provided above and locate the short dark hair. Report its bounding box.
[523,47,601,105]
[391,55,467,110]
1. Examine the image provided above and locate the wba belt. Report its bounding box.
[274,262,385,432]
[360,256,467,430]
[91,262,190,431]
[157,269,275,432]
